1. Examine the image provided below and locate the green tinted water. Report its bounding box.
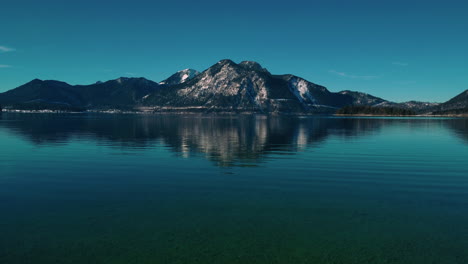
[1,114,467,263]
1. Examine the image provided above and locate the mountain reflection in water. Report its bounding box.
[0,113,467,167]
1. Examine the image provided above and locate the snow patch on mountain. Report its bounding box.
[179,69,198,82]
[160,69,200,85]
[287,77,317,105]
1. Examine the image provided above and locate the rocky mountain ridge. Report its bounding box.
[1,59,465,114]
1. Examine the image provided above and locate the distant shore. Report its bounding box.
[334,114,468,117]
[2,109,468,117]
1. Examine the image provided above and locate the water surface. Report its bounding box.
[1,113,468,263]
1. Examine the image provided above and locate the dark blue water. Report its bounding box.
[1,113,468,263]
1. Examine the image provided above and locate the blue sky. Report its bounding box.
[0,0,467,102]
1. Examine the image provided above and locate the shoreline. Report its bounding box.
[334,113,468,117]
[2,109,468,117]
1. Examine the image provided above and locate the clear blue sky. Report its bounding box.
[1,0,467,102]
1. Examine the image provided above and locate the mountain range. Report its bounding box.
[0,59,466,114]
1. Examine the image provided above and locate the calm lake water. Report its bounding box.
[1,113,468,264]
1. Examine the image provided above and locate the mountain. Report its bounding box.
[0,77,161,110]
[145,60,303,113]
[440,89,468,110]
[375,101,440,113]
[143,60,387,113]
[335,92,440,113]
[0,59,464,114]
[432,90,468,114]
[338,90,387,106]
[0,79,84,107]
[159,69,200,86]
[75,77,160,109]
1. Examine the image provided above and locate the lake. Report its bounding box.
[1,113,468,264]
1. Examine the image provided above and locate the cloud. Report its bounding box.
[392,61,408,66]
[328,70,379,80]
[0,64,12,68]
[0,46,15,53]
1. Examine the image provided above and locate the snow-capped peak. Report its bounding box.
[178,69,199,83]
[160,69,200,86]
